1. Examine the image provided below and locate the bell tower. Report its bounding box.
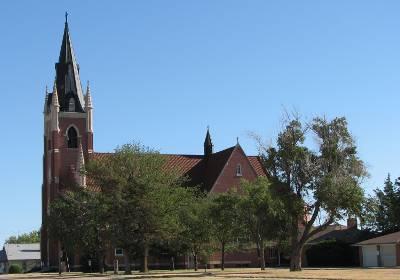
[41,14,93,268]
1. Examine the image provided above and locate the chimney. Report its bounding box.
[347,217,357,229]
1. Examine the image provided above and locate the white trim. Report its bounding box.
[64,124,81,137]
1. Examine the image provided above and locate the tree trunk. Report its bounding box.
[290,245,303,272]
[255,241,261,268]
[194,252,198,271]
[124,253,132,275]
[221,241,225,271]
[185,253,190,269]
[98,253,104,274]
[170,256,175,271]
[260,240,266,271]
[277,248,281,267]
[140,245,149,273]
[97,253,104,274]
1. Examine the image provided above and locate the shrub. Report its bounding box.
[8,264,22,274]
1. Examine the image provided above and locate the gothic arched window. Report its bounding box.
[68,98,75,112]
[67,127,78,148]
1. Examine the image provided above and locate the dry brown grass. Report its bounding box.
[0,268,399,280]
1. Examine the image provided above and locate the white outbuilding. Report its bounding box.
[355,231,400,267]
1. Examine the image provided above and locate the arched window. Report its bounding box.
[236,164,243,177]
[68,98,75,112]
[67,127,78,148]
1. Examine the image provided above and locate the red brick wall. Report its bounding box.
[210,249,259,267]
[59,117,88,186]
[43,114,90,268]
[211,146,258,193]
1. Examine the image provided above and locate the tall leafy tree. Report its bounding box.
[238,178,287,270]
[209,191,242,270]
[259,116,366,271]
[48,186,111,273]
[178,195,213,271]
[85,142,186,273]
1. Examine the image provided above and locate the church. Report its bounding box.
[41,16,268,269]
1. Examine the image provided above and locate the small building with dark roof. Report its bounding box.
[302,219,375,267]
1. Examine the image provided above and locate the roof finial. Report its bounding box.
[65,12,68,24]
[236,137,239,145]
[85,80,93,109]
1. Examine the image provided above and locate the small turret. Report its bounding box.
[76,142,86,187]
[85,81,93,133]
[50,81,60,132]
[43,86,48,114]
[204,127,213,157]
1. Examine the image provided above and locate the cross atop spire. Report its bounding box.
[65,12,68,24]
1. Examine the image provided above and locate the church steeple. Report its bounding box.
[54,14,85,112]
[204,127,213,157]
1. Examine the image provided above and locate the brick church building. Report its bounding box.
[41,17,268,269]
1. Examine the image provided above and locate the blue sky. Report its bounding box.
[1,1,400,244]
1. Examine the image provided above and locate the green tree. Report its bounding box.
[85,142,186,273]
[362,174,400,233]
[5,230,40,244]
[259,116,366,271]
[238,178,287,270]
[178,195,213,271]
[208,191,242,270]
[48,186,111,273]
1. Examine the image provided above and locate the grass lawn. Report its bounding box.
[0,268,399,280]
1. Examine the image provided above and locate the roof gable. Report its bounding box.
[210,145,260,193]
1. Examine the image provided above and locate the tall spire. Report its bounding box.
[204,127,213,157]
[55,14,85,112]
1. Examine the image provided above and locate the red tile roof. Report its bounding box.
[163,154,203,176]
[89,147,267,192]
[247,156,268,177]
